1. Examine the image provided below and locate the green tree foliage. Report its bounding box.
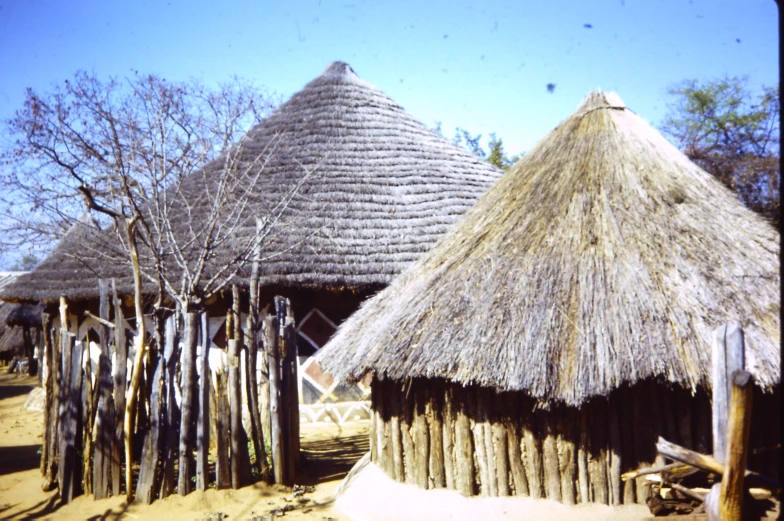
[10,254,38,271]
[661,77,780,225]
[433,122,520,170]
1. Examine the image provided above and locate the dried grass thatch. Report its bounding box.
[0,62,500,303]
[0,213,132,303]
[318,91,780,405]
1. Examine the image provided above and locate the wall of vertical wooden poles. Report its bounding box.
[37,280,301,505]
[369,377,779,505]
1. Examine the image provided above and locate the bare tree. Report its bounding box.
[0,70,294,499]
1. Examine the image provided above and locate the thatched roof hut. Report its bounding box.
[0,61,500,303]
[317,91,780,502]
[0,214,130,304]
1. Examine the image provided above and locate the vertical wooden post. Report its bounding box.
[504,393,529,497]
[41,311,57,490]
[215,360,232,489]
[93,280,115,499]
[229,286,252,488]
[58,296,81,503]
[195,312,211,491]
[453,384,474,496]
[246,245,269,482]
[280,300,299,480]
[265,312,283,484]
[159,314,180,499]
[712,323,744,463]
[718,371,753,521]
[111,281,127,497]
[426,385,446,489]
[177,308,199,496]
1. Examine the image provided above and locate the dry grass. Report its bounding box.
[319,91,780,405]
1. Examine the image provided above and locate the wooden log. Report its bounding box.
[58,298,82,503]
[177,309,199,496]
[41,312,58,491]
[389,382,405,482]
[541,410,562,502]
[556,407,576,505]
[400,380,416,484]
[655,437,778,490]
[281,306,299,481]
[230,286,252,487]
[412,382,430,489]
[426,385,446,489]
[93,280,114,499]
[453,384,474,496]
[111,281,127,497]
[369,379,378,463]
[577,407,590,503]
[442,385,457,490]
[215,365,232,489]
[490,392,509,497]
[713,323,744,464]
[589,398,610,505]
[81,342,93,496]
[470,390,490,496]
[607,397,622,505]
[379,381,393,478]
[159,314,180,499]
[265,313,284,485]
[504,394,528,497]
[481,391,498,497]
[719,371,753,521]
[195,312,211,491]
[520,398,543,499]
[135,346,164,503]
[246,220,269,482]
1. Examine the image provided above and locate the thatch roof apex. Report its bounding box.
[317,89,780,406]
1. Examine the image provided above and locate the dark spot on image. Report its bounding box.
[546,83,556,93]
[583,23,593,29]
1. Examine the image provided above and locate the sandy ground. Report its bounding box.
[0,372,655,521]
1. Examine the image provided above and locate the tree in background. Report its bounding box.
[0,70,283,499]
[433,123,521,170]
[661,77,780,226]
[9,254,38,271]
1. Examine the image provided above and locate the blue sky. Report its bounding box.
[0,0,779,267]
[0,0,777,154]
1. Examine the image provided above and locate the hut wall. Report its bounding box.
[370,377,780,505]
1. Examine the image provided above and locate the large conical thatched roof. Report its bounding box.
[1,62,501,303]
[0,214,132,303]
[200,61,501,288]
[318,91,780,406]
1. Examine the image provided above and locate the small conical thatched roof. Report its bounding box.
[0,213,132,303]
[1,62,501,303]
[318,91,780,406]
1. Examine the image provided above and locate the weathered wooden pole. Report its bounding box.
[40,311,57,490]
[246,221,269,482]
[93,280,115,499]
[215,358,232,489]
[265,311,284,484]
[712,323,745,463]
[177,307,200,496]
[135,313,167,503]
[718,370,753,521]
[58,296,81,503]
[159,313,180,498]
[280,300,299,478]
[195,312,211,491]
[229,285,252,488]
[111,281,127,497]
